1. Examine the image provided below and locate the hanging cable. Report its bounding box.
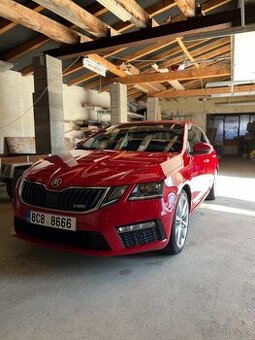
[0,56,80,131]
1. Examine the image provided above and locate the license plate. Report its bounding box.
[26,210,76,231]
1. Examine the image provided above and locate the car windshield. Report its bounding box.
[77,123,184,153]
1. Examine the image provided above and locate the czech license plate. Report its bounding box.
[26,210,76,231]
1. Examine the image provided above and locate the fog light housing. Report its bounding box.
[117,221,156,233]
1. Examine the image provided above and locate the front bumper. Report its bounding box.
[12,190,177,256]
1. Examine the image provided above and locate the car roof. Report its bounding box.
[117,120,190,127]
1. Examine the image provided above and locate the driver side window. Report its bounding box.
[187,126,200,152]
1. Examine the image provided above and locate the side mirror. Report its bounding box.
[192,142,213,155]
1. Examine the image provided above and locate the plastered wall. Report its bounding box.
[0,70,110,153]
[160,97,255,131]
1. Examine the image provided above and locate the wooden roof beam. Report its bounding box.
[33,0,118,37]
[0,0,79,44]
[0,1,43,35]
[96,0,152,28]
[176,37,199,68]
[0,1,109,63]
[0,1,124,78]
[174,0,196,17]
[1,35,50,62]
[47,9,241,59]
[152,84,255,98]
[114,65,230,85]
[202,0,231,15]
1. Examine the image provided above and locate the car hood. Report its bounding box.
[24,149,182,189]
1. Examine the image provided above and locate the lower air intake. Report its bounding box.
[119,225,163,248]
[14,218,111,251]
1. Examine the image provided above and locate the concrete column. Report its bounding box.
[33,55,65,154]
[110,83,127,124]
[147,97,161,121]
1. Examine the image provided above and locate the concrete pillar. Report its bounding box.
[33,55,65,154]
[147,97,161,121]
[110,83,127,124]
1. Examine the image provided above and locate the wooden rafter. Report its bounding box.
[137,39,209,70]
[63,0,171,92]
[80,38,226,91]
[17,0,176,79]
[0,0,79,44]
[113,65,230,85]
[174,0,196,17]
[1,35,50,62]
[147,1,176,17]
[0,1,125,78]
[151,38,230,70]
[176,37,199,68]
[202,0,231,15]
[96,0,152,28]
[80,37,229,92]
[1,1,107,63]
[152,84,255,98]
[47,9,240,58]
[0,1,43,35]
[33,0,118,37]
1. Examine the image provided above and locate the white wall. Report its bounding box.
[160,97,255,131]
[0,70,110,153]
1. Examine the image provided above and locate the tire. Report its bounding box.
[162,190,189,255]
[206,175,217,200]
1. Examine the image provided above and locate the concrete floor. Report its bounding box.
[0,157,255,340]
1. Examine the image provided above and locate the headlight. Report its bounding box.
[129,181,164,200]
[101,186,128,207]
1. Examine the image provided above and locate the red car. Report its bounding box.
[12,121,218,256]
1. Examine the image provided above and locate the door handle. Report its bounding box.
[203,159,209,163]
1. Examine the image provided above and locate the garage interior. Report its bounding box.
[0,0,255,339]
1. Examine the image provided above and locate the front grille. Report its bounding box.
[119,225,163,248]
[14,218,111,251]
[21,180,107,212]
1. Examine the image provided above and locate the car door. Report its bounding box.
[186,124,203,207]
[190,125,216,204]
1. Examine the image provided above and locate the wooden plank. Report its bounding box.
[80,38,228,91]
[168,80,185,90]
[176,37,199,68]
[153,38,230,70]
[114,65,230,85]
[96,0,151,28]
[147,1,176,17]
[174,0,196,17]
[152,84,255,98]
[33,0,118,37]
[202,0,231,14]
[0,0,79,44]
[47,9,240,59]
[1,35,50,62]
[0,1,43,35]
[4,2,114,71]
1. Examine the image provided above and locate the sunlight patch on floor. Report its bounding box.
[217,175,255,202]
[200,203,255,217]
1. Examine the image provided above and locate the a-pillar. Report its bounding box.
[33,55,65,154]
[147,97,161,121]
[110,83,127,124]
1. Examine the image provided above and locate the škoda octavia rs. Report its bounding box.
[12,121,218,256]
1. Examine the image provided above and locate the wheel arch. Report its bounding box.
[180,183,191,211]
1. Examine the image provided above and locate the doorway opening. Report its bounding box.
[206,113,255,156]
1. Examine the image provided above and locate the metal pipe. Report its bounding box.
[239,0,245,28]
